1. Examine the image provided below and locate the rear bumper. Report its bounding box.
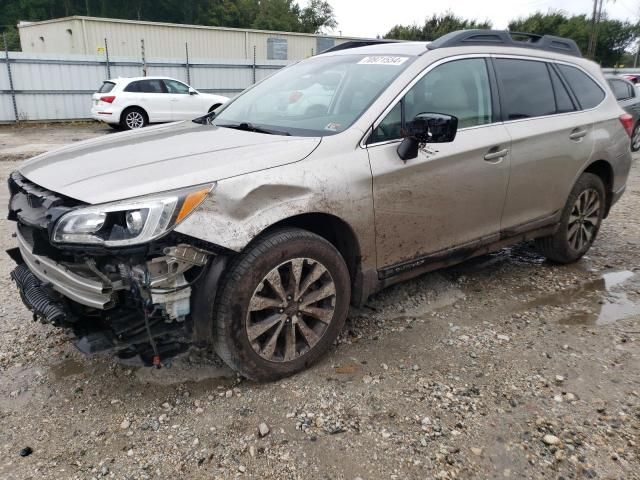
[15,228,113,309]
[90,105,120,124]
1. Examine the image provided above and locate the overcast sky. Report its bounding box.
[322,0,639,38]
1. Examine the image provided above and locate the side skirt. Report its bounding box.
[375,218,560,291]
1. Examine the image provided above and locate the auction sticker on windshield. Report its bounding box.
[357,56,409,66]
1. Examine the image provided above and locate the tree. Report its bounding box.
[299,0,337,34]
[509,11,640,67]
[385,13,492,41]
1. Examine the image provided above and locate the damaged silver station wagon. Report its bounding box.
[8,30,632,380]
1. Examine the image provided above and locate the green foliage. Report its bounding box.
[385,13,492,41]
[0,0,339,50]
[509,11,640,67]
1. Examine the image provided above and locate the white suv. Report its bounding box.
[91,77,228,130]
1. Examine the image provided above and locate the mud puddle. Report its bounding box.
[525,270,640,325]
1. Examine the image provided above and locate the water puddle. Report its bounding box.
[524,270,640,325]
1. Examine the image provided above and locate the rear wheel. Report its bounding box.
[211,229,351,381]
[120,107,148,130]
[535,173,605,263]
[631,122,640,152]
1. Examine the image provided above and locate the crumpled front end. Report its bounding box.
[7,171,217,365]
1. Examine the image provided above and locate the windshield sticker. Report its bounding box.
[357,56,409,66]
[325,122,342,131]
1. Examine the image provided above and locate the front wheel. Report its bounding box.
[535,173,605,263]
[211,229,351,381]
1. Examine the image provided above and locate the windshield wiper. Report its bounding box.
[218,122,291,136]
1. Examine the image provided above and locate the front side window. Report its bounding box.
[164,79,190,94]
[369,58,493,143]
[214,54,415,136]
[557,65,605,109]
[495,59,556,120]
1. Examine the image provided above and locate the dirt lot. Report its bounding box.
[0,124,638,480]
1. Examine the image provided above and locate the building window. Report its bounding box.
[316,37,335,54]
[267,38,288,60]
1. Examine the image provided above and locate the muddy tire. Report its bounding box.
[120,107,148,130]
[212,228,351,381]
[632,122,640,152]
[535,173,606,264]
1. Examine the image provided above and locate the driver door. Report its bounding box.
[367,57,512,269]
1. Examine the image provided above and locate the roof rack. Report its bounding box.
[426,30,582,57]
[322,39,400,54]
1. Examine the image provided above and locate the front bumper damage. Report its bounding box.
[7,172,218,365]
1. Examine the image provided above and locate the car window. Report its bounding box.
[549,66,575,114]
[495,59,556,120]
[214,54,415,137]
[164,79,190,94]
[369,102,402,143]
[557,65,605,109]
[98,81,115,93]
[608,80,629,101]
[125,79,167,94]
[369,58,493,143]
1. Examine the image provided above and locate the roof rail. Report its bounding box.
[426,30,582,57]
[322,39,400,54]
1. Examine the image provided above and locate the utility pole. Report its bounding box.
[588,0,605,59]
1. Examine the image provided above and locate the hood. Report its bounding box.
[19,121,321,204]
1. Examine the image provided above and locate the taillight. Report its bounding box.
[100,96,116,104]
[619,113,633,137]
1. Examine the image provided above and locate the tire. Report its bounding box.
[211,228,351,381]
[535,173,606,263]
[120,107,148,130]
[631,122,640,152]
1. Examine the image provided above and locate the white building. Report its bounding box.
[17,16,361,61]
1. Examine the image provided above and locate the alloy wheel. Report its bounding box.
[632,125,640,151]
[125,111,145,129]
[246,258,336,363]
[567,188,600,251]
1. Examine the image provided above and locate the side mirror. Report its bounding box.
[188,87,198,95]
[397,113,458,161]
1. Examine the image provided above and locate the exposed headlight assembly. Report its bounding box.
[52,184,214,247]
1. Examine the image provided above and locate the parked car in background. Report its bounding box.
[91,77,228,130]
[606,75,640,151]
[622,73,640,85]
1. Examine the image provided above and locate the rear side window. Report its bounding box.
[98,81,115,93]
[557,65,605,109]
[495,59,556,120]
[124,79,166,93]
[549,67,575,113]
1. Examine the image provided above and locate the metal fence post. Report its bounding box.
[141,39,147,76]
[185,42,190,84]
[104,37,111,78]
[252,45,256,84]
[3,33,19,123]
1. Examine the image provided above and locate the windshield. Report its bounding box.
[213,54,415,136]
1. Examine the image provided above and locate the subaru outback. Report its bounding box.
[8,30,632,380]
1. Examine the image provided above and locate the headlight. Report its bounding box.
[52,184,214,246]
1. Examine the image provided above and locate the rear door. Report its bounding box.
[496,58,598,233]
[125,79,172,122]
[367,57,512,269]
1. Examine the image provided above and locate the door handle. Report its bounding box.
[569,129,587,140]
[484,148,509,162]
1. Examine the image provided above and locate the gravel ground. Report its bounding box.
[0,125,638,480]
